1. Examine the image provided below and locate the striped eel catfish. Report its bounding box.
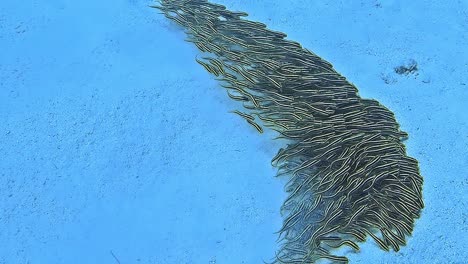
[153,0,424,263]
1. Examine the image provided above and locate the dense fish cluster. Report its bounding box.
[154,0,424,263]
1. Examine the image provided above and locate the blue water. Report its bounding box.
[0,0,466,263]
